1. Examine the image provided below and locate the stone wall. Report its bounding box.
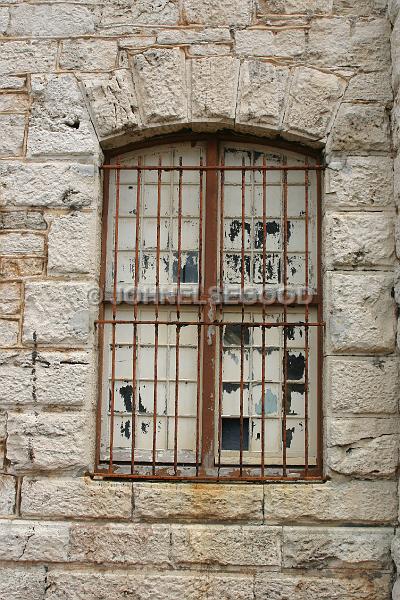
[0,0,398,598]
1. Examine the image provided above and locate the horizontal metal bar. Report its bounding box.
[101,164,325,172]
[96,319,325,327]
[92,471,325,482]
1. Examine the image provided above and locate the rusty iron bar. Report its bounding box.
[261,156,267,478]
[217,158,225,476]
[96,319,325,327]
[101,165,325,172]
[173,159,183,474]
[93,471,325,482]
[239,159,246,476]
[152,160,162,474]
[195,160,204,475]
[304,158,310,476]
[282,162,288,477]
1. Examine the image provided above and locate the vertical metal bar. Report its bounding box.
[282,161,288,477]
[131,159,141,473]
[152,158,162,474]
[316,164,323,476]
[196,159,204,474]
[217,158,225,474]
[304,158,309,475]
[109,163,121,472]
[261,156,267,477]
[173,158,183,474]
[239,158,246,476]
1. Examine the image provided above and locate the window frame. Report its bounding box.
[95,132,324,482]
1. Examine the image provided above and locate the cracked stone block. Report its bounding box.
[0,115,25,157]
[48,212,97,275]
[0,521,70,562]
[190,56,239,121]
[0,40,58,75]
[182,0,252,25]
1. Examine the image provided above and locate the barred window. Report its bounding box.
[95,135,323,481]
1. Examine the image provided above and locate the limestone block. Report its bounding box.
[23,281,91,346]
[21,477,132,519]
[237,60,289,128]
[59,39,118,71]
[182,0,252,25]
[392,19,400,94]
[99,0,179,31]
[283,526,393,570]
[389,0,400,22]
[133,483,263,523]
[118,36,157,50]
[132,48,187,125]
[325,157,393,210]
[69,523,171,565]
[263,481,397,523]
[0,520,70,562]
[171,524,281,566]
[0,76,27,90]
[0,319,19,346]
[82,70,141,138]
[333,0,387,14]
[190,56,239,121]
[0,283,21,315]
[328,103,390,152]
[48,212,97,275]
[27,74,98,158]
[392,531,400,570]
[284,67,345,140]
[0,212,46,231]
[0,475,16,515]
[326,357,399,414]
[0,40,58,75]
[235,28,306,58]
[326,273,396,353]
[0,257,43,279]
[0,114,25,157]
[8,3,95,36]
[0,7,8,33]
[255,573,391,600]
[394,580,400,600]
[188,44,232,57]
[0,162,98,209]
[0,351,32,405]
[257,0,333,13]
[345,71,392,104]
[0,93,29,112]
[6,411,91,473]
[157,28,231,45]
[326,417,399,478]
[393,91,400,152]
[350,18,391,70]
[306,18,351,66]
[0,232,45,256]
[0,567,46,600]
[324,213,394,269]
[45,570,253,600]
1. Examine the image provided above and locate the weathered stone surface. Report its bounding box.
[0,93,29,112]
[188,44,232,56]
[0,232,45,256]
[0,319,19,346]
[237,60,289,128]
[82,69,141,139]
[392,531,400,570]
[284,67,345,139]
[324,212,394,269]
[183,0,252,25]
[69,523,171,565]
[157,28,231,45]
[257,0,333,13]
[393,91,400,152]
[0,257,43,279]
[60,39,118,71]
[0,162,98,209]
[389,0,400,23]
[0,211,46,231]
[99,0,179,31]
[28,74,98,158]
[306,17,351,66]
[190,57,239,121]
[333,0,387,14]
[0,75,26,90]
[118,35,157,50]
[326,273,396,354]
[235,28,306,57]
[264,481,397,523]
[328,103,390,152]
[345,71,392,103]
[6,411,91,473]
[255,573,391,600]
[326,417,399,478]
[393,20,400,93]
[327,357,399,414]
[0,475,16,515]
[21,477,132,519]
[48,212,97,275]
[45,570,254,600]
[325,157,393,210]
[133,483,263,523]
[8,3,96,36]
[0,7,8,33]
[132,48,187,125]
[283,526,393,570]
[23,281,91,346]
[0,567,46,600]
[0,40,58,75]
[0,520,70,562]
[0,114,25,157]
[0,283,21,315]
[172,525,281,566]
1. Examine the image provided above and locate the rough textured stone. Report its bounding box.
[345,71,392,103]
[0,283,21,315]
[132,48,187,125]
[0,211,46,231]
[0,40,58,75]
[0,257,44,279]
[392,531,400,570]
[0,162,98,209]
[6,411,91,473]
[133,483,263,523]
[389,0,400,23]
[326,273,396,354]
[69,523,171,565]
[27,74,98,158]
[0,319,19,346]
[0,93,29,112]
[8,3,96,36]
[157,28,231,45]
[0,75,26,90]
[283,526,393,570]
[325,213,394,269]
[257,0,333,13]
[48,212,97,275]
[264,481,397,523]
[21,477,132,520]
[327,357,399,414]
[183,0,252,25]
[0,475,16,515]
[190,57,239,121]
[235,28,306,57]
[99,0,179,31]
[0,114,25,157]
[284,67,345,139]
[392,18,400,93]
[23,281,91,346]
[0,567,46,600]
[328,103,390,152]
[60,39,118,71]
[82,69,141,139]
[0,232,45,256]
[172,525,281,566]
[333,0,387,15]
[325,157,393,210]
[0,520,70,562]
[237,60,289,128]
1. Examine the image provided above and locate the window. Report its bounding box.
[95,135,323,481]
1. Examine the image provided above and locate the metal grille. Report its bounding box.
[95,137,324,482]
